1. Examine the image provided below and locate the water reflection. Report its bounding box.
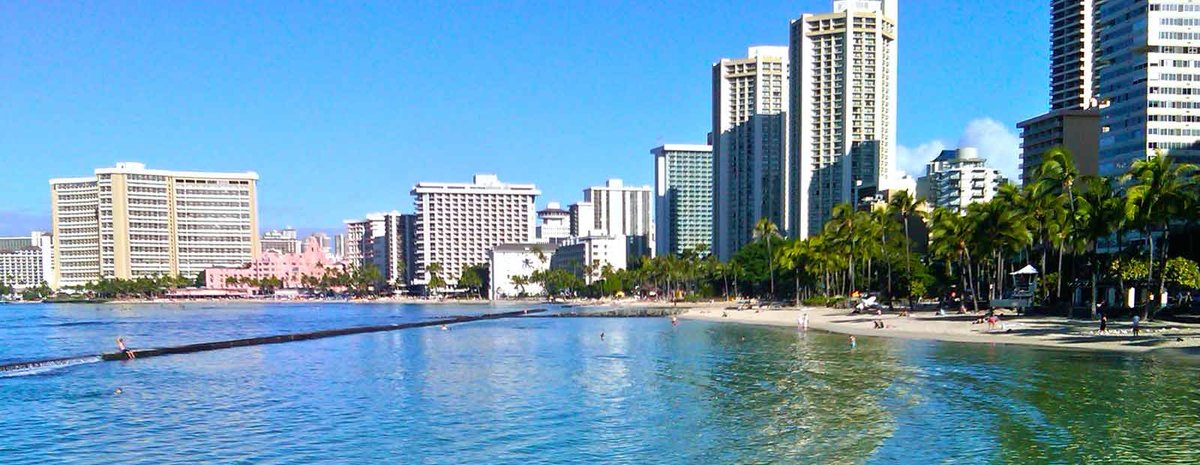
[1,305,1199,464]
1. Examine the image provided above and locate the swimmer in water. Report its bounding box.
[114,388,123,395]
[671,316,679,326]
[441,325,449,331]
[600,332,605,341]
[116,337,135,359]
[849,335,857,348]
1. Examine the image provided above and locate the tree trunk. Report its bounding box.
[1091,259,1099,319]
[904,214,913,311]
[795,273,801,307]
[767,240,775,298]
[1056,241,1065,299]
[966,247,980,313]
[1146,226,1155,319]
[1155,226,1171,320]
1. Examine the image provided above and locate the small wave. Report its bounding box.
[0,356,103,378]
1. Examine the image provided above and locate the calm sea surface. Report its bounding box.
[2,303,1199,464]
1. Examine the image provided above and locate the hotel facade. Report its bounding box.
[790,0,898,237]
[652,144,713,257]
[712,46,790,260]
[49,162,259,287]
[412,174,539,286]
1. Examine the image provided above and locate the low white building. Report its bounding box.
[489,243,556,299]
[917,147,1005,213]
[0,232,54,290]
[550,235,627,284]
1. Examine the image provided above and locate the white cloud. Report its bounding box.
[895,117,1021,181]
[895,139,947,179]
[958,118,1021,181]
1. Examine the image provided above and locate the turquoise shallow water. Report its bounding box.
[2,303,1199,464]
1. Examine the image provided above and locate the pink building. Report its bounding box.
[206,237,344,290]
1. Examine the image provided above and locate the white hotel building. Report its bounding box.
[0,232,54,290]
[49,162,259,287]
[572,179,655,257]
[791,0,898,237]
[712,46,790,260]
[412,174,539,286]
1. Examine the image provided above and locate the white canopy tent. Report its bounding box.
[1010,265,1039,275]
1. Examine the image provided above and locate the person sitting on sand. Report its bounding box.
[116,337,135,359]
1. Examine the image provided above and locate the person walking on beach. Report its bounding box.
[116,337,135,359]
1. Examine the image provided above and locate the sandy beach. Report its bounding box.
[681,303,1200,355]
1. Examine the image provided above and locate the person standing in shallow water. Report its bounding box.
[1099,315,1107,333]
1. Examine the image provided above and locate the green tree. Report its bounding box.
[753,218,781,298]
[426,262,446,295]
[1122,153,1198,316]
[458,264,486,298]
[1076,176,1125,316]
[889,191,926,308]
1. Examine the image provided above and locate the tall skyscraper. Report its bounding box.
[1018,0,1102,184]
[712,46,790,260]
[1052,0,1098,111]
[1096,0,1200,176]
[652,144,714,256]
[412,174,539,286]
[49,162,258,287]
[790,0,897,237]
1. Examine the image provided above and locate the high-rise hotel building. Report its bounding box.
[712,46,790,260]
[411,174,538,286]
[790,0,897,237]
[49,162,258,287]
[1096,0,1200,175]
[652,144,713,257]
[1018,0,1103,184]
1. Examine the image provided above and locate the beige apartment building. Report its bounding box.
[49,162,259,287]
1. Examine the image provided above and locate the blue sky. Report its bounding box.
[0,0,1048,235]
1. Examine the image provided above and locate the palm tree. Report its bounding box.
[753,218,781,297]
[1122,152,1198,316]
[826,203,864,294]
[426,262,445,295]
[1077,176,1125,317]
[777,238,815,306]
[868,207,899,300]
[889,191,925,309]
[930,207,979,312]
[1036,147,1081,212]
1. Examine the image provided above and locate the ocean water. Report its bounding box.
[2,303,1199,464]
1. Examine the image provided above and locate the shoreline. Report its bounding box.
[679,304,1200,356]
